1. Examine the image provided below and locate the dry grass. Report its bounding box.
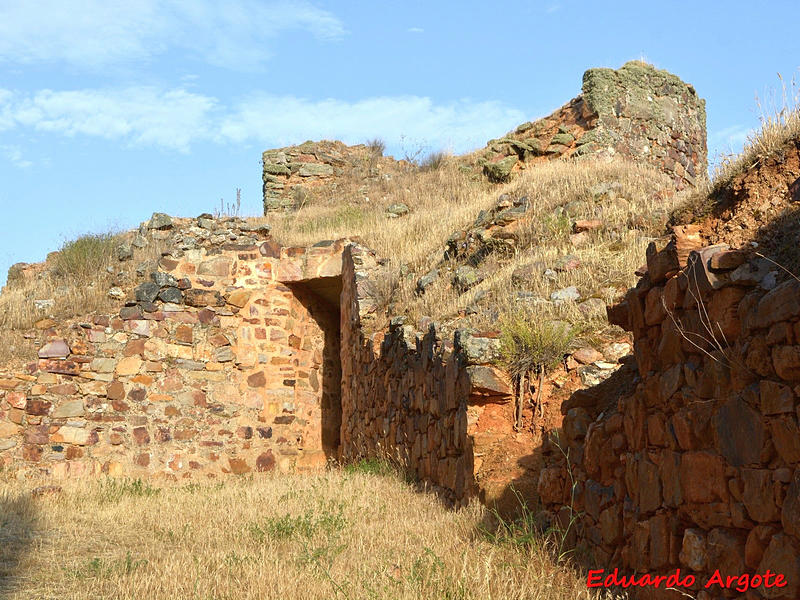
[711,73,800,194]
[1,234,118,331]
[399,159,678,333]
[0,469,611,600]
[265,161,491,271]
[0,233,165,364]
[268,157,678,346]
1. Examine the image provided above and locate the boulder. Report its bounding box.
[550,286,580,303]
[117,243,133,261]
[416,269,439,294]
[147,212,173,230]
[452,266,483,292]
[386,203,409,218]
[483,156,518,182]
[38,339,70,359]
[135,282,160,303]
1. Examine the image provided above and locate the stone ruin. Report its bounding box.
[262,139,406,212]
[261,62,708,216]
[476,61,707,190]
[0,214,517,504]
[12,61,800,599]
[529,230,800,599]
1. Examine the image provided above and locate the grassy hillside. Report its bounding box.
[0,466,612,600]
[0,232,166,365]
[266,156,679,369]
[670,84,800,280]
[0,154,679,370]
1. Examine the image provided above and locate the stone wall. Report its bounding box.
[262,140,403,212]
[478,61,707,190]
[0,217,350,480]
[339,243,546,506]
[539,236,800,599]
[0,221,525,502]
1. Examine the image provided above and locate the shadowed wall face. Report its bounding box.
[0,492,37,599]
[286,277,343,460]
[540,242,800,598]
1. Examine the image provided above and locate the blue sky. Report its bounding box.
[1,0,799,285]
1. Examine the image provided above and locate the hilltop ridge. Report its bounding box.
[259,61,706,218]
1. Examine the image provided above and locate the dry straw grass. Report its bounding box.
[267,156,680,343]
[398,159,678,331]
[671,73,800,227]
[712,72,800,193]
[0,233,164,364]
[265,160,492,271]
[0,469,613,600]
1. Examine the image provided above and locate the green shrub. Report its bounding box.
[249,506,348,542]
[64,552,148,580]
[51,232,119,279]
[343,457,395,477]
[500,311,575,377]
[97,478,160,503]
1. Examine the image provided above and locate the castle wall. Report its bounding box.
[539,239,800,599]
[338,244,524,505]
[262,140,402,212]
[479,61,707,190]
[0,236,348,480]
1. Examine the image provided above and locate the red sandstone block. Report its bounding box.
[680,451,727,504]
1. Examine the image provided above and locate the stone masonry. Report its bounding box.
[0,221,350,479]
[0,222,518,501]
[339,243,532,505]
[478,61,707,190]
[262,140,403,212]
[539,234,800,599]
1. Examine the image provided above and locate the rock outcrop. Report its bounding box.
[477,61,707,189]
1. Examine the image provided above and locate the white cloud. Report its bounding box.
[1,146,32,169]
[0,0,346,70]
[220,94,526,153]
[711,124,753,150]
[0,87,526,155]
[0,87,218,151]
[0,90,15,131]
[408,27,424,33]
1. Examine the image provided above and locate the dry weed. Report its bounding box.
[0,233,165,364]
[711,72,800,193]
[0,470,611,600]
[362,159,679,340]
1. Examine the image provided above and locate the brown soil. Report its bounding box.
[683,138,800,277]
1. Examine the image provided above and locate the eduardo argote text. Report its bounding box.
[587,568,788,594]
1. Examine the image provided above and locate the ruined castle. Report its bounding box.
[3,62,799,599]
